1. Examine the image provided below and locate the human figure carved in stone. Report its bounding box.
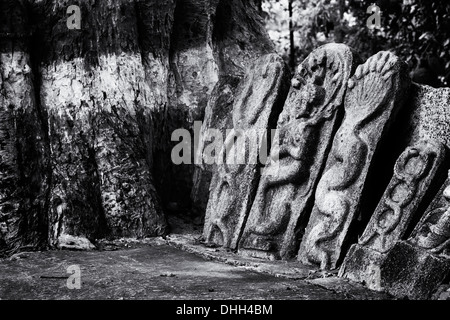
[240,86,321,248]
[410,171,450,256]
[256,82,324,190]
[239,44,355,259]
[203,54,290,248]
[358,141,438,253]
[204,124,248,246]
[205,131,247,244]
[248,67,330,231]
[300,51,407,269]
[250,83,322,211]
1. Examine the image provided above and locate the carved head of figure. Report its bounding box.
[274,79,323,161]
[295,82,326,120]
[278,44,351,130]
[271,45,354,170]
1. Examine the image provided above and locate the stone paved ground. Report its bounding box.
[0,235,391,300]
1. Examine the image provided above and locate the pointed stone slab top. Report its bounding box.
[298,51,410,270]
[202,53,290,249]
[238,43,357,260]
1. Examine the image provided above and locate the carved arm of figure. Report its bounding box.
[261,81,325,189]
[261,121,314,189]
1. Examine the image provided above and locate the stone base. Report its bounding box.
[238,234,280,261]
[57,234,96,250]
[381,241,450,299]
[204,224,225,248]
[339,244,386,291]
[239,249,279,261]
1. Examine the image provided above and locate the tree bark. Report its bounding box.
[0,0,276,255]
[0,0,50,255]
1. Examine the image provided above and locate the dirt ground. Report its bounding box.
[0,233,392,300]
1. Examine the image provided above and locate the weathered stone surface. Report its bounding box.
[341,240,450,299]
[191,0,275,216]
[203,53,290,249]
[238,44,357,260]
[212,0,275,78]
[298,51,410,269]
[194,0,276,169]
[381,241,450,299]
[360,139,447,253]
[398,83,450,149]
[162,0,219,211]
[339,139,448,289]
[338,244,386,291]
[195,77,241,171]
[368,172,450,299]
[170,0,219,119]
[409,173,450,255]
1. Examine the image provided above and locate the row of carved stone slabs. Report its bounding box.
[200,43,450,297]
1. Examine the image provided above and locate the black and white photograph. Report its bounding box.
[1,0,450,308]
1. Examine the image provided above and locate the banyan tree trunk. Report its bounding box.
[0,0,275,255]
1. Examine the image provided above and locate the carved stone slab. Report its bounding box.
[238,44,357,260]
[360,139,447,253]
[191,76,241,216]
[410,174,450,255]
[339,139,448,290]
[378,173,450,299]
[202,53,290,249]
[379,172,450,299]
[382,240,450,299]
[298,51,410,269]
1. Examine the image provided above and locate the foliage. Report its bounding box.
[262,0,450,87]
